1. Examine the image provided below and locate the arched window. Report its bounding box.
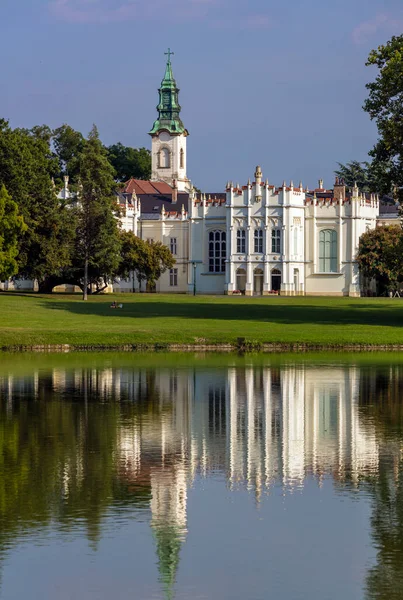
[160,147,170,168]
[237,229,246,253]
[208,230,226,273]
[254,229,263,253]
[180,148,184,169]
[319,229,337,272]
[293,227,298,257]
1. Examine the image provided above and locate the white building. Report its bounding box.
[189,171,379,296]
[117,53,383,297]
[1,51,395,296]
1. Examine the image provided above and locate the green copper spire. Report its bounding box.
[149,49,188,136]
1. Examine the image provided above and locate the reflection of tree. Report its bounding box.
[365,459,403,600]
[0,368,168,555]
[358,367,403,599]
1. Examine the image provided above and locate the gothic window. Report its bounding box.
[208,230,226,273]
[160,147,170,168]
[319,229,337,272]
[169,268,178,286]
[170,237,177,255]
[180,148,184,169]
[236,229,246,253]
[254,229,263,253]
[271,229,281,254]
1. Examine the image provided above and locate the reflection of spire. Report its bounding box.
[151,465,187,600]
[153,522,183,600]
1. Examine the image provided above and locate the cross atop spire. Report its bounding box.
[164,48,174,63]
[149,49,188,137]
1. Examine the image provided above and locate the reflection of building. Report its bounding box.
[0,362,385,599]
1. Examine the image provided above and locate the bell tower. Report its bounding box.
[149,49,189,192]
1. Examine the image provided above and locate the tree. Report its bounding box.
[363,35,403,201]
[119,231,175,291]
[356,225,403,293]
[0,185,26,281]
[107,143,151,182]
[146,241,176,288]
[0,120,74,286]
[335,161,374,191]
[77,125,122,300]
[52,124,85,185]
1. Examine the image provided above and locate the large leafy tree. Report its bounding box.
[0,185,26,281]
[107,143,151,182]
[0,120,74,285]
[52,124,85,184]
[119,231,175,291]
[77,125,122,300]
[356,225,403,293]
[363,35,403,200]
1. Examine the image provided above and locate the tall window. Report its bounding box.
[271,229,281,253]
[180,148,184,169]
[294,227,298,256]
[169,268,178,286]
[208,230,226,273]
[170,237,177,255]
[160,148,170,168]
[319,229,337,272]
[237,229,246,253]
[254,229,263,253]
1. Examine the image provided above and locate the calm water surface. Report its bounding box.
[0,353,402,600]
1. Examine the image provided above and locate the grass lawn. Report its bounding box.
[1,292,403,348]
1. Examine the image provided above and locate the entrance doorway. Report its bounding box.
[253,268,264,295]
[236,268,246,294]
[271,269,282,292]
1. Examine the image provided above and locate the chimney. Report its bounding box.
[318,178,324,190]
[333,175,346,201]
[172,180,177,204]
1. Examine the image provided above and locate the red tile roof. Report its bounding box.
[123,179,173,195]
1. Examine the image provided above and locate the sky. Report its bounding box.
[0,0,402,190]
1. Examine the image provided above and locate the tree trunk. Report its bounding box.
[83,256,88,301]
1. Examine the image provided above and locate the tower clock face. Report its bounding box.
[159,132,170,142]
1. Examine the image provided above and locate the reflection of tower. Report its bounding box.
[150,460,188,600]
[282,367,305,487]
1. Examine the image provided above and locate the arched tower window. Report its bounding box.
[180,148,184,169]
[160,147,170,168]
[208,230,226,273]
[319,229,337,272]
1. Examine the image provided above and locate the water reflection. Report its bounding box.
[0,361,403,599]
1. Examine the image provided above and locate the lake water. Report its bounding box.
[0,353,402,600]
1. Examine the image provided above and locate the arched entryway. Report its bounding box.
[236,268,246,294]
[271,269,282,292]
[253,268,264,295]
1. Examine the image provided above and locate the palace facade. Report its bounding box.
[1,53,398,296]
[114,52,395,296]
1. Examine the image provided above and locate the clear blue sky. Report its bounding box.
[1,0,402,190]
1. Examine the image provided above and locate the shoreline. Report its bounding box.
[3,342,403,353]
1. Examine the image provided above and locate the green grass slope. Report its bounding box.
[1,292,403,348]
